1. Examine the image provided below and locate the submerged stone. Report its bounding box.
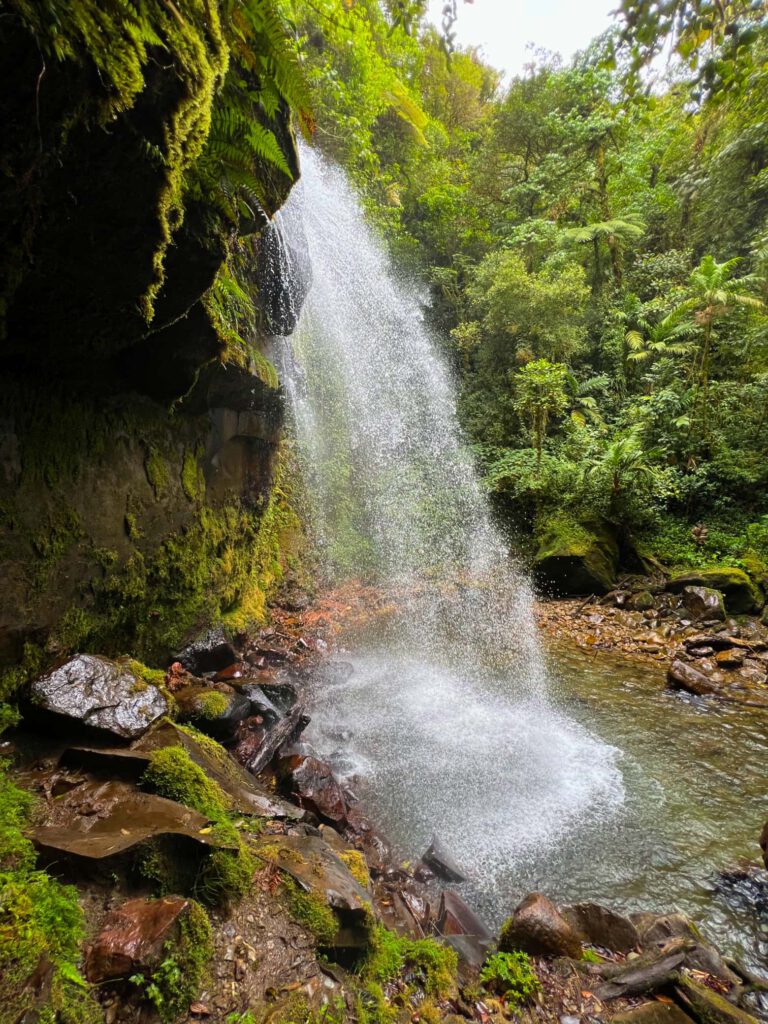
[29,654,167,740]
[667,660,721,697]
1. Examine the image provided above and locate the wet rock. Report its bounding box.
[533,519,619,596]
[631,913,700,948]
[667,660,721,697]
[761,822,768,870]
[259,681,299,712]
[715,649,746,669]
[32,779,235,861]
[498,892,582,958]
[278,753,348,827]
[231,696,308,776]
[236,682,284,724]
[437,891,492,939]
[63,719,303,819]
[86,896,192,982]
[174,684,251,740]
[254,833,372,953]
[630,591,656,612]
[29,654,167,740]
[421,834,467,883]
[176,627,238,674]
[444,934,493,972]
[668,569,763,615]
[610,1003,696,1024]
[561,901,640,952]
[682,587,726,622]
[675,974,759,1024]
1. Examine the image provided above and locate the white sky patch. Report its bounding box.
[426,0,618,77]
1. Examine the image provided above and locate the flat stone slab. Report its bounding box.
[32,779,235,860]
[86,896,192,982]
[30,654,167,740]
[62,720,303,820]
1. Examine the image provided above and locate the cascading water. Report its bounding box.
[269,145,625,921]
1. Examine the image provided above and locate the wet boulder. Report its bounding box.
[278,752,348,827]
[561,901,640,953]
[174,684,251,741]
[421,834,467,883]
[175,627,238,675]
[437,891,492,940]
[533,518,618,596]
[667,660,721,697]
[29,654,167,740]
[86,896,193,983]
[681,586,726,622]
[631,912,700,948]
[668,568,763,615]
[498,892,582,958]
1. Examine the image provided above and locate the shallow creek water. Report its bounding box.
[306,620,768,974]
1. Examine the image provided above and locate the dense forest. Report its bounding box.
[286,0,768,585]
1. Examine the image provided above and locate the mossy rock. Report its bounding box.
[667,568,763,614]
[533,518,619,596]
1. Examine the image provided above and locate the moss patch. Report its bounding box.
[362,925,458,998]
[282,875,339,946]
[339,849,370,889]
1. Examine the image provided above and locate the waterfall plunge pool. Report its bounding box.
[305,616,768,975]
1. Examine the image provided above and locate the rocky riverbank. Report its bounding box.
[2,586,768,1024]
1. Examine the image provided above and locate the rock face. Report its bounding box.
[561,901,640,952]
[533,519,619,596]
[86,897,191,983]
[681,586,726,622]
[29,655,167,739]
[498,892,582,958]
[668,568,763,614]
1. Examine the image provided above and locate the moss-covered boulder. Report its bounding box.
[667,568,763,614]
[533,517,619,596]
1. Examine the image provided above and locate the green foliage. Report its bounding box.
[0,761,100,1022]
[479,951,540,1006]
[129,900,212,1024]
[513,360,573,470]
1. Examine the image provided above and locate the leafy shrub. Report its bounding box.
[479,950,540,1006]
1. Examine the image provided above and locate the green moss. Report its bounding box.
[339,849,370,889]
[0,642,45,704]
[0,760,101,1022]
[198,691,230,719]
[282,875,339,946]
[181,448,205,503]
[125,659,166,690]
[362,925,458,998]
[142,746,255,907]
[131,900,212,1024]
[145,446,170,498]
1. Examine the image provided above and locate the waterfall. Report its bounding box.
[270,145,624,920]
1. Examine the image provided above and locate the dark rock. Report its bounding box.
[437,891,492,939]
[632,912,700,948]
[667,660,720,697]
[236,682,284,724]
[533,519,618,596]
[675,974,759,1024]
[682,587,726,622]
[231,696,308,776]
[29,654,167,740]
[630,591,656,612]
[561,902,640,952]
[668,569,763,615]
[62,719,303,819]
[499,892,582,958]
[176,627,238,674]
[761,822,768,870]
[610,1003,696,1024]
[421,834,467,883]
[259,681,299,712]
[32,779,235,861]
[279,753,348,827]
[444,934,493,972]
[86,896,191,983]
[174,685,251,740]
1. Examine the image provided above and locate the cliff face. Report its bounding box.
[0,4,301,691]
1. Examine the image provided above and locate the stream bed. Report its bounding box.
[306,624,768,974]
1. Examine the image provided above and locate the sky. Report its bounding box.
[426,0,618,78]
